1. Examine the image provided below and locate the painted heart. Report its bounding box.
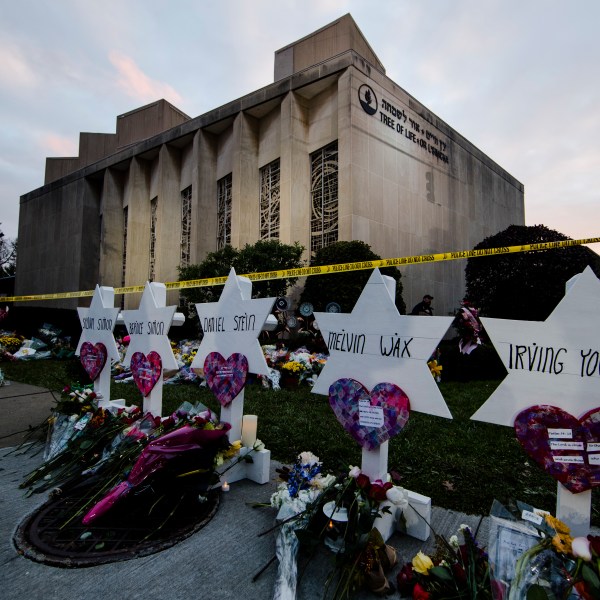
[80,342,108,381]
[514,405,600,493]
[204,352,248,407]
[328,378,410,450]
[131,351,162,397]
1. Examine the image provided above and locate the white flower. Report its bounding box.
[270,486,290,509]
[572,537,592,561]
[449,535,459,548]
[386,485,408,508]
[459,523,471,533]
[298,451,320,466]
[311,473,336,489]
[253,439,265,452]
[348,465,361,478]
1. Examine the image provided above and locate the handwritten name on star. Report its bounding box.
[127,320,168,336]
[202,312,257,334]
[326,330,413,359]
[81,317,115,331]
[506,342,599,379]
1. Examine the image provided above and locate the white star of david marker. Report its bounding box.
[311,269,454,418]
[76,285,120,363]
[471,267,600,427]
[120,282,178,371]
[191,268,275,376]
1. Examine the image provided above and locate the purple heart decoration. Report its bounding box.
[80,342,108,381]
[204,352,249,407]
[328,378,410,450]
[131,351,162,397]
[514,405,600,493]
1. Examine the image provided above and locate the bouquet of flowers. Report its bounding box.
[507,514,600,599]
[486,500,600,599]
[397,523,492,599]
[454,300,483,355]
[264,454,409,600]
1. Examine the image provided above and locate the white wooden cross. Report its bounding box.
[120,282,179,416]
[191,268,275,484]
[313,269,454,540]
[472,267,600,536]
[76,285,122,409]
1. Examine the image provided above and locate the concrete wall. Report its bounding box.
[17,28,523,318]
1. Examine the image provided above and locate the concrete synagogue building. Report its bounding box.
[16,14,524,315]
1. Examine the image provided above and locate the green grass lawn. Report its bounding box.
[3,359,598,523]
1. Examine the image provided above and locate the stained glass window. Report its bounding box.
[310,141,338,255]
[217,174,232,249]
[259,159,280,240]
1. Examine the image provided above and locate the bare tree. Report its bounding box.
[0,225,16,277]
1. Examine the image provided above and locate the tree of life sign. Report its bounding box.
[120,282,179,416]
[313,269,454,540]
[76,285,122,409]
[471,267,600,536]
[191,268,275,484]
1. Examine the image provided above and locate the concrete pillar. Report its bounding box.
[279,92,310,256]
[232,112,259,247]
[78,178,102,297]
[337,71,353,243]
[155,144,181,305]
[195,130,218,261]
[123,157,151,308]
[99,168,125,288]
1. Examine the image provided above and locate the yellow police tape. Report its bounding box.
[4,237,599,303]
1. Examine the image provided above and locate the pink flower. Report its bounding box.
[572,537,592,561]
[348,466,361,478]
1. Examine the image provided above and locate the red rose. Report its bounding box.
[451,562,467,586]
[162,416,175,430]
[587,534,600,557]
[368,483,389,501]
[356,474,371,490]
[396,563,414,595]
[194,416,207,426]
[573,580,595,600]
[412,582,431,600]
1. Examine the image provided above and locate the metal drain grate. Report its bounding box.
[14,481,220,567]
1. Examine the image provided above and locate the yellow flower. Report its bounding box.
[428,360,443,377]
[412,551,434,575]
[223,439,242,459]
[545,514,571,536]
[552,533,573,555]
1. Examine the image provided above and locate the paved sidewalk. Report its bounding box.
[0,381,494,599]
[0,381,55,448]
[1,444,493,600]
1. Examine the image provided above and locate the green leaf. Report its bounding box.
[429,566,454,582]
[526,584,549,600]
[79,439,94,450]
[582,563,600,592]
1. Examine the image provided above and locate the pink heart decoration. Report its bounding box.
[80,342,108,381]
[514,405,600,493]
[328,378,410,450]
[203,352,248,407]
[131,351,162,397]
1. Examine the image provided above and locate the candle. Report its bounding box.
[221,481,230,492]
[241,414,258,447]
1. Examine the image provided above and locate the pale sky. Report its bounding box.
[1,0,599,254]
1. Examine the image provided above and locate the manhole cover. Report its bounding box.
[14,479,220,568]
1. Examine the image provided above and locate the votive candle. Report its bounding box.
[241,414,258,447]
